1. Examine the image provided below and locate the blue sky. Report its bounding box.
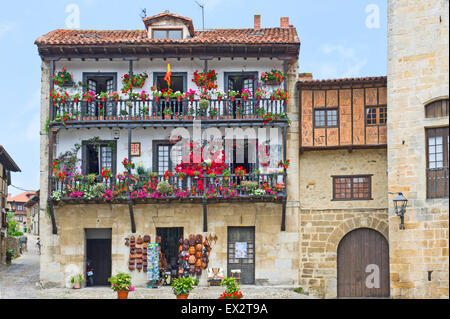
[0,0,387,196]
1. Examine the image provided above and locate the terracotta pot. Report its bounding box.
[117,291,129,299]
[154,97,159,103]
[166,97,170,102]
[230,96,235,102]
[243,96,248,102]
[176,294,189,299]
[177,97,182,102]
[73,282,81,289]
[166,115,170,120]
[257,96,262,101]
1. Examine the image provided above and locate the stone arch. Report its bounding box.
[325,216,388,253]
[416,85,449,106]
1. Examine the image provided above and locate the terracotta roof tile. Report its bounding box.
[7,191,37,204]
[35,27,300,46]
[142,12,194,35]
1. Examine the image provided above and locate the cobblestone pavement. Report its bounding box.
[0,235,314,299]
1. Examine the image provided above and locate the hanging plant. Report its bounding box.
[121,72,148,93]
[192,70,218,91]
[53,67,73,87]
[260,69,284,85]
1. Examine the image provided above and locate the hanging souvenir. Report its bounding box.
[143,235,151,243]
[137,235,143,244]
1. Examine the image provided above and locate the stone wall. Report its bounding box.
[387,0,449,298]
[6,236,20,258]
[47,202,298,287]
[298,149,388,298]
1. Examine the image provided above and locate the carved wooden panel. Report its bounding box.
[352,89,365,145]
[365,126,379,145]
[327,127,339,146]
[379,125,387,144]
[339,89,352,145]
[302,90,313,146]
[327,90,339,107]
[314,90,325,107]
[378,87,387,105]
[314,128,326,146]
[365,87,378,105]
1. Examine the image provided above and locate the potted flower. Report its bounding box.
[99,92,108,103]
[240,89,252,102]
[173,91,184,102]
[193,171,201,179]
[260,69,284,85]
[171,277,195,299]
[6,249,15,264]
[108,272,135,299]
[140,91,150,101]
[162,89,174,102]
[209,107,219,119]
[192,69,218,91]
[122,158,135,170]
[121,72,148,93]
[218,277,243,299]
[255,88,265,101]
[234,166,246,178]
[228,90,238,102]
[178,172,186,181]
[109,91,120,102]
[222,169,231,181]
[70,274,85,289]
[277,159,290,170]
[53,67,73,87]
[83,91,96,102]
[185,89,196,102]
[152,90,162,103]
[164,107,173,119]
[164,170,173,181]
[215,91,226,102]
[149,172,158,179]
[128,92,139,101]
[199,99,210,118]
[101,167,113,181]
[72,93,81,103]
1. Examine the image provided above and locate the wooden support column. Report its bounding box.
[281,197,287,231]
[204,59,208,73]
[282,125,287,232]
[47,59,58,235]
[203,198,208,232]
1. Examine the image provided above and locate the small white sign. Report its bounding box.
[235,242,248,259]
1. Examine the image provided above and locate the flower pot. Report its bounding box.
[217,97,222,102]
[165,97,171,102]
[177,97,182,102]
[230,96,235,102]
[166,115,170,120]
[101,97,106,103]
[73,282,81,289]
[189,97,194,102]
[117,291,129,299]
[256,96,262,101]
[99,116,103,120]
[224,176,229,181]
[242,96,248,102]
[154,97,159,103]
[176,294,189,300]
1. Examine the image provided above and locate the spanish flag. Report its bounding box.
[164,61,172,88]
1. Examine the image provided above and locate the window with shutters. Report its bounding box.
[332,175,372,200]
[366,106,387,125]
[425,99,449,118]
[82,140,116,176]
[426,127,449,199]
[153,141,183,175]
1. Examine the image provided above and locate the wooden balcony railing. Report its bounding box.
[50,173,287,203]
[51,98,288,125]
[426,166,449,199]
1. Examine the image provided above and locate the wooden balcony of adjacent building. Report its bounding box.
[50,97,289,128]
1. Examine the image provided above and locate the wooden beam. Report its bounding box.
[47,199,58,235]
[281,197,286,231]
[203,199,208,232]
[128,199,136,233]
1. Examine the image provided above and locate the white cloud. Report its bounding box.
[317,43,368,79]
[0,23,13,39]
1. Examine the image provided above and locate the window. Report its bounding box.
[82,141,116,176]
[153,141,182,175]
[314,109,338,127]
[333,175,372,200]
[426,127,449,199]
[17,205,23,211]
[425,99,449,118]
[366,106,387,125]
[152,29,182,39]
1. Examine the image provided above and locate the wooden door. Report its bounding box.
[227,227,255,284]
[337,228,389,298]
[86,238,112,286]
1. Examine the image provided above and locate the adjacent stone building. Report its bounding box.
[387,0,449,298]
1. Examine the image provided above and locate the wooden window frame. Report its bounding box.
[152,28,183,40]
[365,105,387,126]
[332,174,373,201]
[152,140,174,174]
[81,140,117,176]
[425,99,449,118]
[314,107,339,128]
[425,126,449,199]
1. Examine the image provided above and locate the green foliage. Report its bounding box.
[92,183,107,198]
[86,174,97,184]
[6,249,15,260]
[171,277,195,296]
[71,274,85,284]
[156,181,171,194]
[108,272,133,292]
[241,181,258,192]
[199,99,210,111]
[293,287,309,295]
[6,213,20,236]
[220,277,240,294]
[222,169,230,177]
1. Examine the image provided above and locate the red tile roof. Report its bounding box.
[298,76,387,87]
[7,191,37,204]
[35,27,299,46]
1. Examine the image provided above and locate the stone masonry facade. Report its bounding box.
[387,0,449,298]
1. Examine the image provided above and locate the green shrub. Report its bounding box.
[156,181,171,194]
[241,181,258,192]
[171,277,195,296]
[220,277,240,294]
[92,183,107,198]
[199,99,210,111]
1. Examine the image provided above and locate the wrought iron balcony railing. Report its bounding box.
[51,98,288,125]
[50,173,287,203]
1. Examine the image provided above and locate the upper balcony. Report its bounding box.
[50,97,289,128]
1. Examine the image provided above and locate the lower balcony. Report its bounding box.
[50,173,287,204]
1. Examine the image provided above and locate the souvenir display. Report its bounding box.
[147,243,160,287]
[177,233,212,281]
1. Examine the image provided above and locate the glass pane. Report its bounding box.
[168,30,182,39]
[327,110,337,126]
[315,110,326,126]
[153,30,167,39]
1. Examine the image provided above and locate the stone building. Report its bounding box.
[36,12,300,287]
[24,191,40,236]
[7,191,37,233]
[0,145,21,263]
[297,76,389,298]
[387,0,449,298]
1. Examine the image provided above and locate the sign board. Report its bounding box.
[131,142,141,157]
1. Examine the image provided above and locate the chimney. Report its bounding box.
[254,14,261,29]
[280,17,289,28]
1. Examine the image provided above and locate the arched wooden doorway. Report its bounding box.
[337,228,389,298]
